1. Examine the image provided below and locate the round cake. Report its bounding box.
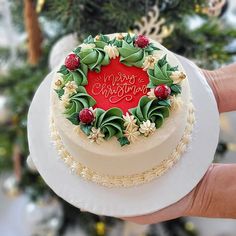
[50,33,195,187]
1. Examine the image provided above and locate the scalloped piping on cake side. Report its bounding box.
[49,102,195,188]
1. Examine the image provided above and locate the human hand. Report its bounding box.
[122,63,236,224]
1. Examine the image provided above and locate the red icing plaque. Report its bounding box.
[85,57,150,113]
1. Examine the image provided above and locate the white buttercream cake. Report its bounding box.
[50,33,195,187]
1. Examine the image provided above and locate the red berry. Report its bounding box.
[65,53,80,70]
[79,108,94,124]
[154,85,171,100]
[134,35,149,48]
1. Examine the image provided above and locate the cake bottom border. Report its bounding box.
[50,103,195,188]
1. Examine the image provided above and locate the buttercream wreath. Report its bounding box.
[55,33,186,146]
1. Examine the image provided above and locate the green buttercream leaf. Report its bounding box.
[94,41,107,48]
[157,99,171,107]
[80,124,93,136]
[99,34,110,43]
[119,41,145,68]
[65,86,96,118]
[79,48,110,72]
[94,108,124,139]
[158,55,167,67]
[129,96,170,128]
[117,136,130,147]
[83,35,94,44]
[124,33,135,44]
[67,113,79,125]
[171,84,182,95]
[147,62,173,88]
[73,47,81,55]
[167,64,179,72]
[112,39,122,47]
[55,88,64,98]
[58,65,69,75]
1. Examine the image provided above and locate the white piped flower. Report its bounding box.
[123,112,138,130]
[143,55,158,71]
[54,76,63,89]
[139,120,156,137]
[64,81,78,96]
[170,71,186,84]
[104,45,119,59]
[60,93,70,108]
[80,43,96,51]
[170,95,183,111]
[147,88,156,100]
[88,127,105,144]
[124,127,140,143]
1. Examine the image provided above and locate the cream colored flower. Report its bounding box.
[104,45,119,59]
[116,33,124,40]
[94,35,100,41]
[170,71,186,84]
[64,81,78,96]
[88,127,105,144]
[124,127,140,143]
[143,55,158,71]
[54,76,63,89]
[123,112,138,130]
[139,120,156,137]
[170,95,183,111]
[60,93,70,108]
[147,88,156,100]
[80,43,96,51]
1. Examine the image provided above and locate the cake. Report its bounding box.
[50,33,195,188]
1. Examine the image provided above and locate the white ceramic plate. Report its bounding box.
[27,56,219,217]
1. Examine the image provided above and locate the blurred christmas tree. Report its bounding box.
[0,0,235,235]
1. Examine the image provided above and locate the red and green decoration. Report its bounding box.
[56,33,183,146]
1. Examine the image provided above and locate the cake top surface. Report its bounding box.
[53,33,187,147]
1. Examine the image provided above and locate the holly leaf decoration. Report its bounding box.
[58,65,69,75]
[99,34,110,43]
[73,47,81,55]
[171,84,182,95]
[158,55,167,67]
[80,124,93,136]
[124,33,135,44]
[117,136,130,147]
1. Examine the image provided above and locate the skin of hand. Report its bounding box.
[122,63,236,224]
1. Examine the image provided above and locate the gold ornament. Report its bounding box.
[96,222,105,236]
[133,5,174,43]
